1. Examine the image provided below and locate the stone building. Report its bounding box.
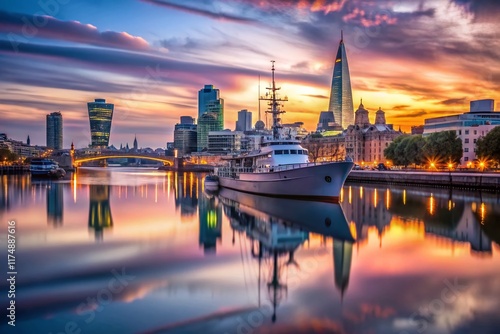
[344,102,402,165]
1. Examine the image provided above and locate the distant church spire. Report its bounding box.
[133,135,138,151]
[27,135,30,146]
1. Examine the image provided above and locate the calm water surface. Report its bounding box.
[1,167,499,334]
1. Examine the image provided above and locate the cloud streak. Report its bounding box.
[0,10,149,51]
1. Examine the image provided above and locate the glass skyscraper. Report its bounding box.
[197,85,224,151]
[328,34,354,129]
[46,111,63,149]
[87,99,114,148]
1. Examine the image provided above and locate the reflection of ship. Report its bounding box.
[220,188,355,322]
[88,185,113,241]
[47,182,64,226]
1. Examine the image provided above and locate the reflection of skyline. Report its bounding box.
[198,186,222,254]
[47,182,63,226]
[341,185,496,253]
[172,172,199,217]
[88,184,113,241]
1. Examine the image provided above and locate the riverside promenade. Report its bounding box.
[347,170,500,192]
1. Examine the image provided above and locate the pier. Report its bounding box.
[347,170,500,192]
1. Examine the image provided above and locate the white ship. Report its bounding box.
[215,61,353,203]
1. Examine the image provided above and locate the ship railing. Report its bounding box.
[217,161,341,177]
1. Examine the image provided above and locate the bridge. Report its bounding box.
[74,151,174,166]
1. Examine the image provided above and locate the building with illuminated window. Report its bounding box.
[87,98,114,148]
[197,85,224,151]
[423,99,500,166]
[46,111,63,150]
[197,113,219,152]
[235,109,252,131]
[327,33,354,129]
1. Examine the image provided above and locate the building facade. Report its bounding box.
[173,116,197,156]
[46,111,63,150]
[197,113,220,152]
[207,131,243,155]
[236,109,252,132]
[197,85,224,151]
[345,102,402,165]
[87,98,114,149]
[198,85,219,118]
[423,99,500,166]
[328,33,354,129]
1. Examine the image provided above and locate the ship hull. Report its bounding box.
[218,161,353,202]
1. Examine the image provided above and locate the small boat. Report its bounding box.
[29,158,66,178]
[215,62,353,203]
[204,174,219,191]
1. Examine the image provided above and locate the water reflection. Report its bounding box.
[0,170,499,334]
[88,184,113,241]
[218,187,354,322]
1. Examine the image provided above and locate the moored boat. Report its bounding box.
[29,158,66,178]
[204,174,219,191]
[215,62,353,202]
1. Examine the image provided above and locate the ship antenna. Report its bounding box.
[260,60,287,140]
[258,74,261,122]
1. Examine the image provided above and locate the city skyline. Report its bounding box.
[0,0,499,148]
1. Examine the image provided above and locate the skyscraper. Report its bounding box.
[197,85,224,151]
[46,112,63,150]
[87,98,114,148]
[174,116,197,156]
[328,32,354,129]
[198,85,219,118]
[235,109,252,132]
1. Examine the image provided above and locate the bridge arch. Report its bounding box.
[74,155,173,166]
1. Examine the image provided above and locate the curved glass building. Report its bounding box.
[87,98,114,148]
[328,35,354,129]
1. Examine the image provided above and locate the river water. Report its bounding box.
[0,167,499,334]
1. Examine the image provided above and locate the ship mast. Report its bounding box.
[260,60,287,140]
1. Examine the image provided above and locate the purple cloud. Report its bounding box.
[0,10,149,51]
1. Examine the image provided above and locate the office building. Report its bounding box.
[423,99,500,166]
[198,85,219,118]
[327,32,354,129]
[207,131,243,155]
[197,113,219,152]
[174,116,197,156]
[87,98,114,148]
[197,85,224,152]
[236,109,252,132]
[46,111,63,150]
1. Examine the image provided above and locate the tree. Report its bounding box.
[0,148,18,162]
[476,126,500,167]
[423,131,462,165]
[404,135,426,167]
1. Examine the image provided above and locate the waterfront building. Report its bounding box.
[235,109,252,132]
[46,111,63,150]
[197,113,219,152]
[281,122,309,140]
[423,99,500,166]
[302,134,346,162]
[327,32,354,129]
[207,131,243,155]
[173,116,197,156]
[345,102,402,164]
[87,98,114,149]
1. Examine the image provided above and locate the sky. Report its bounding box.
[0,0,499,149]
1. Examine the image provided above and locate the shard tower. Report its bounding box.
[328,32,354,129]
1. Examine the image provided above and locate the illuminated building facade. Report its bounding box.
[173,116,197,156]
[87,98,114,148]
[46,111,63,150]
[328,33,354,129]
[197,112,219,152]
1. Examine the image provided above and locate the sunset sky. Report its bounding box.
[1,0,499,149]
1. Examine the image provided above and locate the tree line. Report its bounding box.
[384,131,462,167]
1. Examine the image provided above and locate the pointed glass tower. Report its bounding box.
[328,32,354,129]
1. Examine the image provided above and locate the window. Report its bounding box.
[464,138,469,144]
[465,130,469,135]
[473,139,477,144]
[290,150,297,154]
[464,157,469,161]
[303,149,308,155]
[275,150,283,155]
[283,150,290,154]
[464,148,469,152]
[458,130,462,135]
[474,130,477,135]
[297,150,303,154]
